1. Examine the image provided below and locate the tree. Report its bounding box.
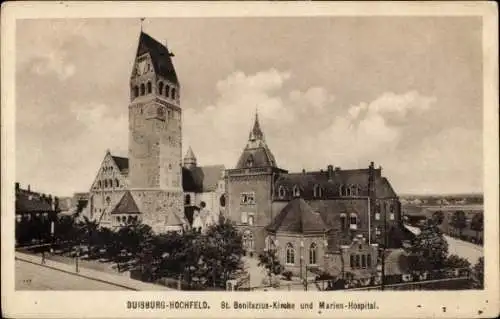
[405,221,448,272]
[431,211,444,225]
[470,213,483,244]
[76,216,100,256]
[258,249,284,285]
[444,254,471,270]
[203,217,245,287]
[472,257,484,289]
[149,217,245,290]
[450,210,467,238]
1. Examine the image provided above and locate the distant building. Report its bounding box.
[15,183,59,245]
[225,113,412,277]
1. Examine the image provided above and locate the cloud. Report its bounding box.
[183,68,440,176]
[30,51,76,80]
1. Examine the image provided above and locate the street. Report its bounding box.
[16,259,125,290]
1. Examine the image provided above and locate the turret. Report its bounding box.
[183,146,197,169]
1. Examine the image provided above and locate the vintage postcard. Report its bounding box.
[1,1,499,318]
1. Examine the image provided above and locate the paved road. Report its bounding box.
[16,259,125,290]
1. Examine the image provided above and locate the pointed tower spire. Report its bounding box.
[249,109,264,142]
[183,146,197,169]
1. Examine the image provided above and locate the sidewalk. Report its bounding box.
[15,251,172,291]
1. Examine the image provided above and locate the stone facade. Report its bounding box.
[86,151,129,226]
[129,189,183,233]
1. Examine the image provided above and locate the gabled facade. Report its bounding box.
[86,150,129,225]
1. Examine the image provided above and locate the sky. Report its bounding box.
[15,17,483,197]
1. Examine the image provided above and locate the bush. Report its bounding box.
[282,270,293,281]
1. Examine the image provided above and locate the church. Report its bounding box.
[81,31,224,233]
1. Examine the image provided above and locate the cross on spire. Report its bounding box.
[140,17,146,32]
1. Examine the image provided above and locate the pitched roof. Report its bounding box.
[184,146,196,161]
[136,32,178,84]
[235,112,278,169]
[235,145,278,169]
[16,191,53,213]
[111,156,129,175]
[110,191,141,215]
[273,167,398,199]
[182,165,225,192]
[267,198,330,233]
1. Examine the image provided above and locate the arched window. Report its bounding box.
[346,186,352,196]
[104,180,108,188]
[339,185,345,196]
[147,81,152,94]
[286,243,295,265]
[165,85,170,98]
[133,86,139,98]
[109,179,113,188]
[219,194,226,207]
[350,213,358,228]
[97,181,101,188]
[140,83,145,95]
[265,236,274,251]
[309,243,317,264]
[243,231,254,252]
[171,87,176,99]
[158,82,164,95]
[185,194,191,205]
[278,186,286,199]
[115,179,120,188]
[293,185,300,197]
[248,214,254,226]
[340,213,347,231]
[313,184,323,198]
[351,185,358,196]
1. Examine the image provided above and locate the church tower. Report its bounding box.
[127,31,184,233]
[129,31,182,191]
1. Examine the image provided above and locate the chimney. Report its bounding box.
[15,182,19,192]
[302,169,306,174]
[27,184,31,192]
[327,165,334,181]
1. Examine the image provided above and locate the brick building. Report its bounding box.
[226,113,411,276]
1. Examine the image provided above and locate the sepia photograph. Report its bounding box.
[2,1,498,318]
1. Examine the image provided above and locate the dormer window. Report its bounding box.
[293,185,300,197]
[313,184,323,198]
[246,155,254,168]
[278,186,286,199]
[140,83,145,96]
[171,87,176,99]
[165,85,170,98]
[147,81,152,94]
[133,86,139,98]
